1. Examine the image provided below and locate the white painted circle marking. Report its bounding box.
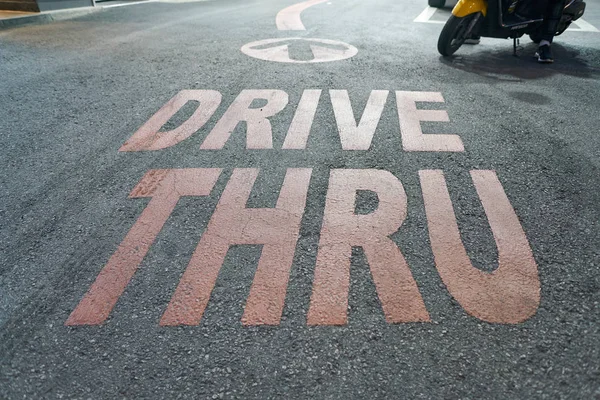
[241,38,358,64]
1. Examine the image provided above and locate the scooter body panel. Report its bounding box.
[454,0,542,39]
[452,0,488,17]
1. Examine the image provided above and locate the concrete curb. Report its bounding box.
[0,6,102,29]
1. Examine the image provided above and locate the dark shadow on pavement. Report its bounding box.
[439,41,600,81]
[508,90,553,105]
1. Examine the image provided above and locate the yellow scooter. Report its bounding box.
[437,0,586,56]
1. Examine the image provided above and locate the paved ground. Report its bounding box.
[1,0,599,398]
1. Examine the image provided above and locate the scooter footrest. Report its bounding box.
[501,15,543,28]
[565,1,585,21]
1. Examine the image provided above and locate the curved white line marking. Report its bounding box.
[276,0,328,30]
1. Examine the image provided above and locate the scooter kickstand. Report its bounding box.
[513,37,518,56]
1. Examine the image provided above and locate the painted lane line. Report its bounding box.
[102,0,158,9]
[276,0,328,30]
[569,18,600,32]
[414,6,442,24]
[101,0,213,8]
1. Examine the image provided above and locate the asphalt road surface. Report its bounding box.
[1,0,600,398]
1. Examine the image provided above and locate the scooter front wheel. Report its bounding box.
[438,13,480,56]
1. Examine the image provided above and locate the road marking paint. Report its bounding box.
[200,90,288,149]
[160,168,312,326]
[66,169,222,325]
[121,89,463,151]
[241,38,357,64]
[569,18,600,32]
[307,169,431,325]
[419,170,540,324]
[396,91,464,152]
[120,90,221,152]
[276,0,328,30]
[67,169,541,325]
[282,89,322,149]
[414,6,442,24]
[101,0,158,9]
[102,0,211,7]
[330,90,389,151]
[69,84,547,327]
